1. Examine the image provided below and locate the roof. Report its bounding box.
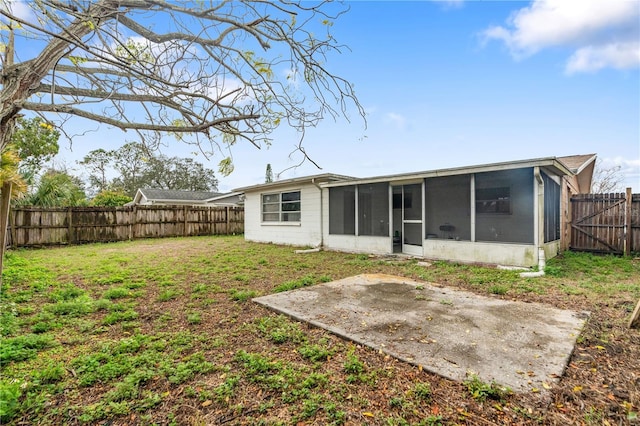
[557,154,597,193]
[139,188,222,202]
[234,173,355,193]
[557,154,597,174]
[322,155,580,188]
[233,155,596,192]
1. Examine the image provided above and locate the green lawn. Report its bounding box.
[1,236,638,425]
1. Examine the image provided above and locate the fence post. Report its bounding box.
[226,206,230,235]
[67,207,74,244]
[8,206,16,248]
[183,205,188,237]
[132,206,137,240]
[625,188,632,256]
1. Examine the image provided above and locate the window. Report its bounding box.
[543,173,560,242]
[476,187,511,214]
[262,191,301,222]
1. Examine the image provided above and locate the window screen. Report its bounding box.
[358,183,389,236]
[329,186,356,234]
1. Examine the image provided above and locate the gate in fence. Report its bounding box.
[570,189,639,255]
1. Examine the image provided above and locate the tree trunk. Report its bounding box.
[0,182,12,288]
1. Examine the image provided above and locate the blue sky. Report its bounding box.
[46,1,640,191]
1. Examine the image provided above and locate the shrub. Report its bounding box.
[90,190,133,207]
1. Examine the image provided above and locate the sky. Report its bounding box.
[23,1,640,192]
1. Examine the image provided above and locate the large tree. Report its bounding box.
[142,155,219,193]
[0,0,363,170]
[11,117,59,183]
[81,142,219,196]
[78,148,113,194]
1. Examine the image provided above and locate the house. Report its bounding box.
[128,188,244,207]
[235,154,596,267]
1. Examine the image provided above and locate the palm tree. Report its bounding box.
[15,170,87,207]
[0,146,27,287]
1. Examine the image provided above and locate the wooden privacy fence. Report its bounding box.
[7,205,244,248]
[570,189,639,255]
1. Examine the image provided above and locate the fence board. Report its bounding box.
[6,205,244,248]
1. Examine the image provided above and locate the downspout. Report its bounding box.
[520,167,545,278]
[311,178,324,248]
[520,248,546,277]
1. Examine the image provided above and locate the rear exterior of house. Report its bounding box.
[240,174,352,247]
[236,155,595,267]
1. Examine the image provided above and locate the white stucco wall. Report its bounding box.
[323,234,391,255]
[243,183,323,247]
[423,240,538,267]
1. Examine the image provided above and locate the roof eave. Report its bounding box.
[322,157,574,188]
[234,173,355,192]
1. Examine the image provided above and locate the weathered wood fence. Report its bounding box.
[7,205,244,248]
[570,189,639,255]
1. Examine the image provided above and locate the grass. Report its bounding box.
[463,373,511,402]
[0,235,638,425]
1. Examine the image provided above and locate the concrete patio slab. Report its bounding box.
[253,274,589,392]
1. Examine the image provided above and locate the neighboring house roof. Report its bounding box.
[139,188,222,202]
[128,188,243,206]
[206,192,245,206]
[234,173,356,193]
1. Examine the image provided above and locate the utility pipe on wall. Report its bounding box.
[520,167,546,278]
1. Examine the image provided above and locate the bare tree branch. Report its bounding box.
[22,101,260,134]
[0,0,365,174]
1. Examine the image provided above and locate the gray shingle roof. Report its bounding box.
[140,188,222,201]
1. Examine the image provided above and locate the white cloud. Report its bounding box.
[566,41,640,74]
[384,112,407,130]
[481,0,640,73]
[439,0,464,10]
[1,0,35,22]
[602,156,640,190]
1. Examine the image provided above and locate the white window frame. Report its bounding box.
[261,190,301,223]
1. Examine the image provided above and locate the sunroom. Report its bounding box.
[322,163,566,267]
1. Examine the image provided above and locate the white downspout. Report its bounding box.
[520,167,545,278]
[520,248,546,277]
[311,178,324,248]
